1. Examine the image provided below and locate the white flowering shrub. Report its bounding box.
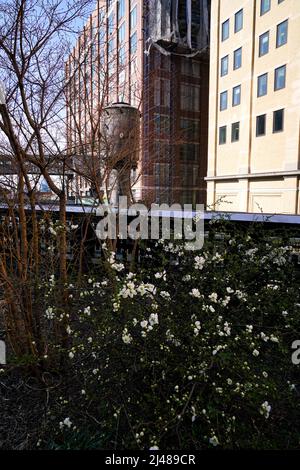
[33,219,299,450]
[2,219,300,449]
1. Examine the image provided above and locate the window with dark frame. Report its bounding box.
[235,9,243,33]
[221,55,229,76]
[232,85,241,106]
[220,91,228,111]
[260,0,271,15]
[259,31,269,56]
[234,47,242,69]
[277,20,288,47]
[231,122,240,142]
[273,109,284,132]
[258,73,268,97]
[256,114,266,136]
[274,65,286,90]
[219,126,227,144]
[222,19,230,41]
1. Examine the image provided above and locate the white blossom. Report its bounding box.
[221,296,230,306]
[260,401,271,419]
[84,306,91,316]
[190,288,201,298]
[194,320,201,336]
[209,292,218,303]
[45,307,55,320]
[194,256,205,270]
[224,322,231,336]
[209,435,219,446]
[122,328,133,345]
[160,291,171,300]
[59,417,72,429]
[155,271,167,281]
[260,332,269,342]
[149,313,159,326]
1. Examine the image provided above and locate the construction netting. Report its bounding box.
[146,0,210,54]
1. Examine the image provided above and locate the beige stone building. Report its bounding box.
[206,0,300,214]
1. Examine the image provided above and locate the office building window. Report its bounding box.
[155,162,170,187]
[256,114,266,136]
[130,31,137,54]
[180,143,199,162]
[108,12,114,35]
[232,85,241,106]
[181,189,196,206]
[275,65,286,90]
[118,22,125,43]
[221,55,229,76]
[108,38,114,55]
[257,73,268,97]
[119,44,126,65]
[180,84,200,112]
[181,164,199,186]
[219,126,227,144]
[231,122,240,142]
[118,0,125,20]
[130,5,137,30]
[154,78,171,107]
[180,118,200,141]
[235,9,243,33]
[220,91,228,111]
[154,114,170,135]
[181,59,201,77]
[260,0,271,15]
[273,109,284,132]
[259,31,269,56]
[233,47,242,69]
[130,56,137,77]
[119,68,126,85]
[277,20,288,47]
[222,19,229,41]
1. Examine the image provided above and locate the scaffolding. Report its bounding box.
[142,0,211,206]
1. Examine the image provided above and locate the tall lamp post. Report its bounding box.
[0,80,5,105]
[0,80,8,125]
[0,80,11,133]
